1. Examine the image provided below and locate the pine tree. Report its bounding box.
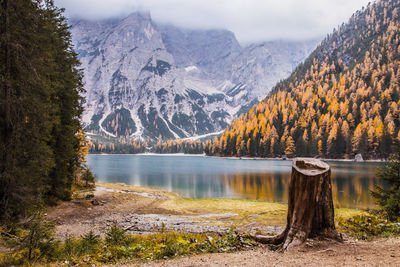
[0,0,84,222]
[371,147,400,221]
[43,1,84,202]
[285,136,296,157]
[1,0,55,221]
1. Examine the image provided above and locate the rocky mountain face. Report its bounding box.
[70,12,317,142]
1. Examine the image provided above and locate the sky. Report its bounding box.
[55,0,372,43]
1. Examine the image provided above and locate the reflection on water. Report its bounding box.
[87,155,385,209]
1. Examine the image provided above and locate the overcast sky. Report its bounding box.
[55,0,371,43]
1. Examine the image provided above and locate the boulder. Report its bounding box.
[355,154,364,162]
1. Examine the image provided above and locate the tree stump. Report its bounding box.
[256,158,342,250]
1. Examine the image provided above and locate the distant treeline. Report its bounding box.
[151,139,205,154]
[88,136,146,154]
[86,135,205,154]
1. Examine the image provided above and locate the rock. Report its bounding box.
[355,154,364,162]
[91,199,100,206]
[85,193,94,199]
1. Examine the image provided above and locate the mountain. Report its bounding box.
[70,12,317,142]
[206,0,400,159]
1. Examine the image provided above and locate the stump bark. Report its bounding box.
[256,158,342,250]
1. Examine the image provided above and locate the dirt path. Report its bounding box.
[134,238,400,267]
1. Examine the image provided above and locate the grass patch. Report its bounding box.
[0,225,255,266]
[338,213,400,240]
[336,208,367,220]
[162,198,288,227]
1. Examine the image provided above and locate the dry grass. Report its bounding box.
[161,197,288,226]
[335,208,367,220]
[96,182,177,198]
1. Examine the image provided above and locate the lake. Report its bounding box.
[87,154,385,209]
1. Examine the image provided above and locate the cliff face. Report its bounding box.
[71,12,317,141]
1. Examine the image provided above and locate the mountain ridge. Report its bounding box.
[70,12,318,142]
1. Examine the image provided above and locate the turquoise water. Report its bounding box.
[87,154,385,209]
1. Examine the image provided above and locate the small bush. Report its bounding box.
[63,237,81,258]
[3,208,57,260]
[81,231,100,253]
[82,168,96,188]
[105,224,127,246]
[338,213,400,240]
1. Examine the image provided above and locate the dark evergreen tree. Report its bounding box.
[1,0,55,221]
[371,147,400,221]
[0,0,84,222]
[42,1,84,202]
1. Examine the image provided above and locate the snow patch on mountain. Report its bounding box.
[185,66,198,72]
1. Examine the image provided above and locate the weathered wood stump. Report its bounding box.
[256,158,342,250]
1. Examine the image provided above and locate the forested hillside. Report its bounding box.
[206,0,400,159]
[0,0,86,222]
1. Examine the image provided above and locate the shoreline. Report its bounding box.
[88,153,387,162]
[11,181,398,267]
[93,182,371,211]
[89,152,205,156]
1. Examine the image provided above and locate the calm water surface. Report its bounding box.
[87,154,385,209]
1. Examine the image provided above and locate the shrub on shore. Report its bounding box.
[338,213,400,240]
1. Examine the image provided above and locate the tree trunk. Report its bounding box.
[0,0,12,221]
[256,158,342,250]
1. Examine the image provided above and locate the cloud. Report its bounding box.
[55,0,371,43]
